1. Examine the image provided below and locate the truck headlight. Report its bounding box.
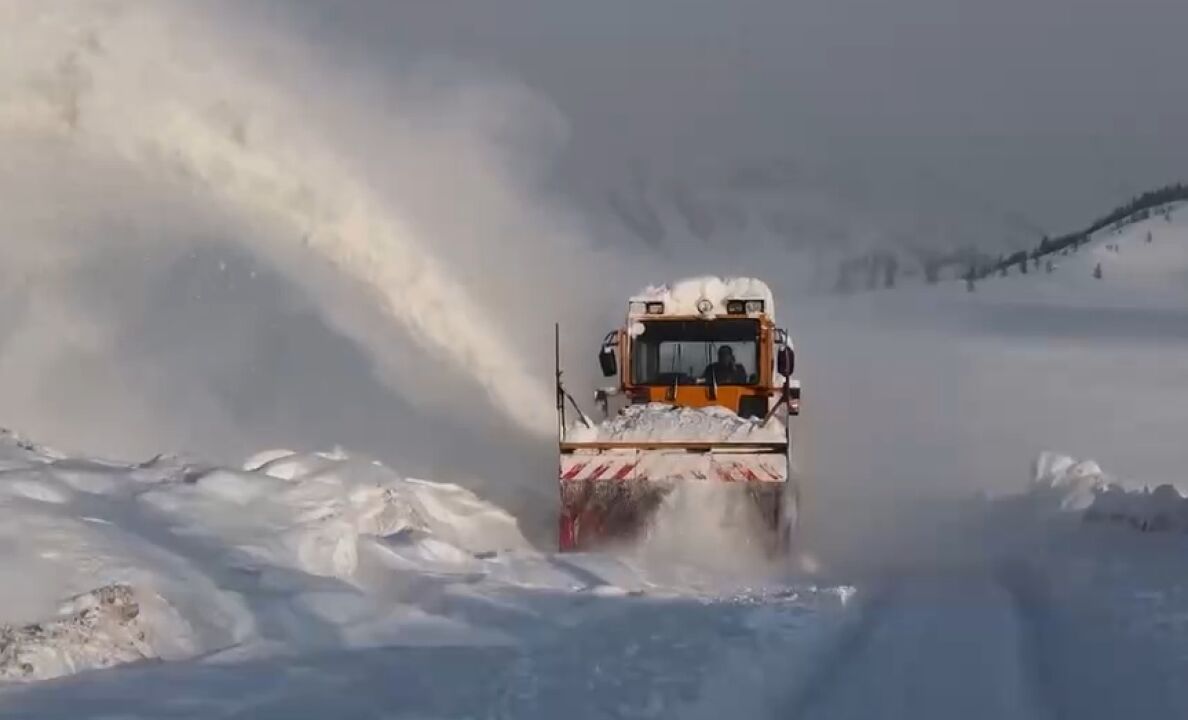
[629,301,647,315]
[646,302,665,314]
[726,300,745,314]
[696,298,713,314]
[745,300,764,313]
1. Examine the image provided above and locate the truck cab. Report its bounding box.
[596,291,797,419]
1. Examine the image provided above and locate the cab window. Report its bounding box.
[631,319,759,386]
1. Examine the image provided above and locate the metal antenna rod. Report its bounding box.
[555,323,564,438]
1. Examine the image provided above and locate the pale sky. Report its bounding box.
[258,0,1188,244]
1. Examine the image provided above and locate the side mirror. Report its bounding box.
[598,330,619,377]
[599,347,618,377]
[777,346,795,377]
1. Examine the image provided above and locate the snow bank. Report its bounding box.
[1,429,816,687]
[139,452,528,580]
[567,403,787,443]
[1032,451,1188,532]
[0,434,544,681]
[0,585,156,683]
[631,276,775,317]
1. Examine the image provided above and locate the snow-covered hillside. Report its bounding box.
[801,201,1188,497]
[958,201,1188,307]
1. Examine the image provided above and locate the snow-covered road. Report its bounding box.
[6,503,1188,719]
[1,582,851,719]
[788,569,1045,720]
[783,491,1188,720]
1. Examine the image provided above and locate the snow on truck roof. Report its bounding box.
[629,276,775,317]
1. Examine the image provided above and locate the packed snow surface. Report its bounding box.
[566,403,787,444]
[631,276,775,317]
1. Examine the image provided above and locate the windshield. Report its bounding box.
[631,319,760,386]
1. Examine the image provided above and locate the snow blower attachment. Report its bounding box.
[556,278,800,554]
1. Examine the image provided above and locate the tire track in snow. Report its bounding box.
[785,569,1050,720]
[995,560,1059,720]
[779,577,900,718]
[995,542,1188,720]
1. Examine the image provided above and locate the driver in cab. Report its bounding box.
[704,346,746,384]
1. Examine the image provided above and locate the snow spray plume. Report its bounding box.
[0,0,961,565]
[1,1,954,560]
[0,1,632,452]
[629,481,789,583]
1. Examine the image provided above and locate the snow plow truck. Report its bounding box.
[555,277,800,554]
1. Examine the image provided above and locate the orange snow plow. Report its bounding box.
[555,278,800,553]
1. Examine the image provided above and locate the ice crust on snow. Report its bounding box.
[566,402,787,443]
[631,276,775,317]
[1033,451,1188,532]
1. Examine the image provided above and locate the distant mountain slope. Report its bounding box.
[960,200,1188,308]
[595,166,1188,296]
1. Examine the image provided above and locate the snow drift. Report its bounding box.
[0,430,544,682]
[1032,451,1188,533]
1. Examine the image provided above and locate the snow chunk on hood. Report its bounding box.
[632,276,775,317]
[567,403,786,443]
